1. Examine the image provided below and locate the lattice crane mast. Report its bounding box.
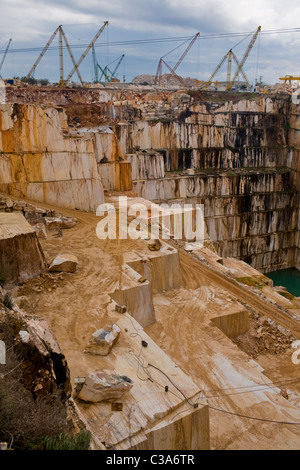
[106,54,125,81]
[64,21,108,85]
[26,22,108,85]
[203,48,251,90]
[227,25,261,90]
[26,25,83,84]
[0,38,12,79]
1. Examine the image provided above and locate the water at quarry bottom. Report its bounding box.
[266,268,300,297]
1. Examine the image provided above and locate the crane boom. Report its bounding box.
[202,50,230,89]
[92,45,99,83]
[0,38,12,78]
[173,32,200,73]
[26,27,60,80]
[107,54,125,80]
[65,21,108,84]
[97,63,110,82]
[227,26,261,90]
[60,28,83,85]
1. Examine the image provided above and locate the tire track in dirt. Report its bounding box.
[178,250,300,339]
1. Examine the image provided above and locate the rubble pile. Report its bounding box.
[0,194,78,239]
[233,312,296,359]
[132,73,198,87]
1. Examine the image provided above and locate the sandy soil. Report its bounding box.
[10,198,300,450]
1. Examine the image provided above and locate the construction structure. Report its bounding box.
[201,48,251,90]
[201,26,261,91]
[154,33,200,86]
[92,46,125,83]
[26,22,108,86]
[0,38,12,79]
[279,75,300,84]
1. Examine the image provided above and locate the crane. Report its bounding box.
[105,54,125,82]
[155,32,200,86]
[26,26,83,84]
[92,45,99,83]
[92,48,125,83]
[279,75,300,84]
[0,38,12,79]
[201,26,261,91]
[202,48,251,90]
[227,25,261,90]
[26,22,108,85]
[63,21,108,85]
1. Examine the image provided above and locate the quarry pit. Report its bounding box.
[0,84,300,450]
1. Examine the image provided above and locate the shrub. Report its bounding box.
[3,293,13,310]
[36,430,92,451]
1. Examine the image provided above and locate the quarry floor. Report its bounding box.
[10,197,300,450]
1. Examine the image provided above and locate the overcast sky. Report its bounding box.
[0,0,300,85]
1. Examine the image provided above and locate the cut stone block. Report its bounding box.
[0,213,47,284]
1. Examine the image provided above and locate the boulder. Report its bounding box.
[148,239,161,251]
[49,254,78,273]
[45,216,77,230]
[32,222,47,239]
[76,370,133,403]
[84,324,120,356]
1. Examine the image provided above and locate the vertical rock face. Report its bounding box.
[0,212,47,284]
[0,103,104,211]
[1,87,299,272]
[113,92,299,273]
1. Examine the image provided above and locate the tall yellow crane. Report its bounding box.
[201,49,250,90]
[63,21,108,85]
[227,25,261,90]
[202,26,261,91]
[26,25,84,84]
[26,22,108,86]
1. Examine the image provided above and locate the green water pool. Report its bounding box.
[266,268,300,297]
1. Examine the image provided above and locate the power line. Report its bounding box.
[2,27,300,55]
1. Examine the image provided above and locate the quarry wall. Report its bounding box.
[1,85,299,272]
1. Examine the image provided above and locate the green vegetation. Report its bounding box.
[278,291,295,300]
[236,276,267,289]
[29,430,92,451]
[14,76,50,86]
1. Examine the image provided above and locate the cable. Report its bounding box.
[2,27,300,55]
[148,362,197,407]
[199,376,300,399]
[124,318,300,427]
[196,398,300,426]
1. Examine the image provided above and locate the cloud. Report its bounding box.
[0,0,300,83]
